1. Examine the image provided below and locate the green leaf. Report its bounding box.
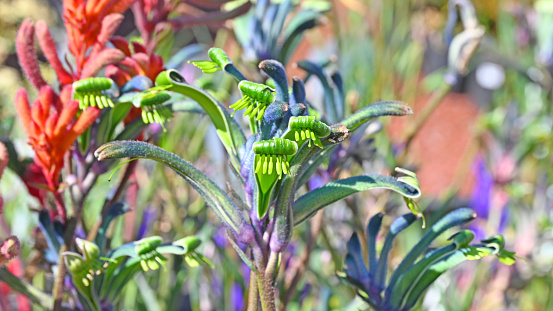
[293,174,421,225]
[341,101,413,131]
[280,10,323,63]
[296,60,338,123]
[402,251,468,309]
[155,70,245,172]
[396,168,425,227]
[387,230,475,309]
[384,208,477,300]
[108,102,133,140]
[95,140,253,244]
[374,213,419,289]
[497,249,517,266]
[95,202,131,254]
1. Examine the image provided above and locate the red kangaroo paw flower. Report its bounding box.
[81,48,125,79]
[35,20,74,86]
[16,19,48,90]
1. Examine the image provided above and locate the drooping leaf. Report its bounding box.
[296,60,338,123]
[280,9,323,63]
[341,101,413,131]
[95,140,254,244]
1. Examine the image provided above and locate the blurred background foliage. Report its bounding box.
[0,0,552,310]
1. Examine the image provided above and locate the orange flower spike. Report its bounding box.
[44,112,59,139]
[73,106,101,134]
[15,89,33,136]
[81,48,125,79]
[31,101,46,131]
[16,19,48,90]
[35,21,74,86]
[58,105,100,153]
[90,13,125,58]
[54,100,80,137]
[63,0,134,71]
[38,85,57,113]
[59,85,73,107]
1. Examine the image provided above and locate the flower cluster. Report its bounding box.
[15,86,100,218]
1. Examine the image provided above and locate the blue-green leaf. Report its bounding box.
[293,174,421,225]
[94,202,131,254]
[384,208,477,300]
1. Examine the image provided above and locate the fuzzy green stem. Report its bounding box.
[247,270,260,311]
[257,271,276,311]
[265,251,279,281]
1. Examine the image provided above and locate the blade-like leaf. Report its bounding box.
[384,208,477,300]
[387,230,475,309]
[402,250,467,309]
[374,213,418,289]
[38,210,61,263]
[367,213,384,278]
[293,174,421,225]
[296,60,337,123]
[281,9,323,64]
[95,202,131,254]
[95,141,254,244]
[0,269,57,310]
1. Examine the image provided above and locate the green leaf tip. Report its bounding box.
[395,167,425,227]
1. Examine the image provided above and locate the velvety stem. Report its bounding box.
[265,251,279,281]
[257,271,276,311]
[247,270,260,311]
[281,211,324,309]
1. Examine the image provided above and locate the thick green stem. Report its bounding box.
[257,271,276,311]
[247,270,259,311]
[265,251,279,281]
